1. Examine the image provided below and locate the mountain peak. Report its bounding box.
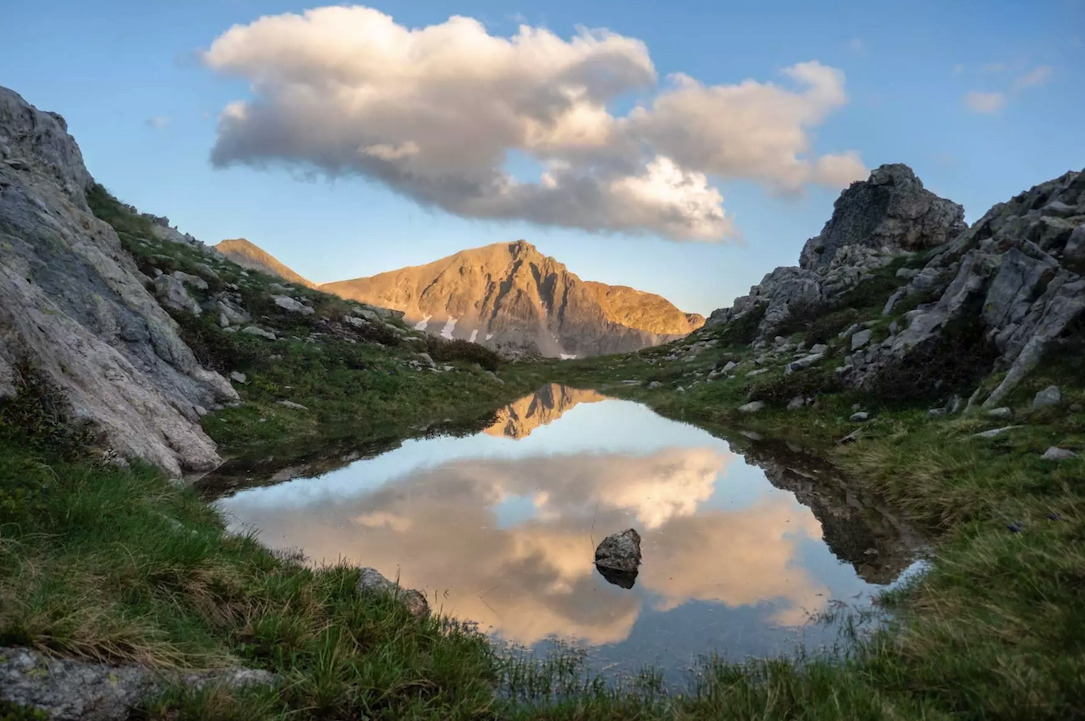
[214,238,313,287]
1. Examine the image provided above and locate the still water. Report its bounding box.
[213,385,921,680]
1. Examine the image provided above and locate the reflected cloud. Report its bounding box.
[223,443,834,646]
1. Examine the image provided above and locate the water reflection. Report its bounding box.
[214,385,919,677]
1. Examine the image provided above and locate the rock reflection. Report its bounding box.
[596,566,638,589]
[484,383,605,439]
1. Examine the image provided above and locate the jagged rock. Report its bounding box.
[594,528,642,573]
[722,360,738,372]
[0,647,278,721]
[1041,447,1077,460]
[738,401,765,413]
[357,567,429,618]
[276,400,307,410]
[0,86,236,476]
[850,328,873,351]
[272,295,314,315]
[986,407,1013,419]
[154,274,202,316]
[1032,385,1062,410]
[216,298,250,327]
[241,325,276,340]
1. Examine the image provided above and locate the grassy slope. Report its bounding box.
[4,198,1084,719]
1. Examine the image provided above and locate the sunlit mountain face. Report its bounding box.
[217,386,920,680]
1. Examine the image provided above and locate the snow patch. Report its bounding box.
[414,315,432,331]
[469,329,478,343]
[441,317,458,340]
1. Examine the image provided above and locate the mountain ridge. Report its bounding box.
[215,238,315,288]
[319,240,705,357]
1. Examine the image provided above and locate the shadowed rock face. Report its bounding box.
[320,240,704,357]
[0,86,236,475]
[214,238,315,287]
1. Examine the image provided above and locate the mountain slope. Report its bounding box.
[320,241,703,357]
[484,384,606,439]
[215,238,314,287]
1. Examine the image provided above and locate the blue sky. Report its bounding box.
[3,0,1083,314]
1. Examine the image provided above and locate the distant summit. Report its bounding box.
[320,240,704,358]
[214,238,314,288]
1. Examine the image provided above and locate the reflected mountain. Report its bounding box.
[218,390,920,660]
[484,383,606,439]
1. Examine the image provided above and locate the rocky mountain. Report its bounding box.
[215,238,314,287]
[322,241,704,357]
[0,86,236,476]
[705,162,1085,408]
[484,384,606,439]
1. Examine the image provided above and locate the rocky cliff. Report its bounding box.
[0,86,236,476]
[705,163,1085,407]
[214,238,314,287]
[322,241,704,357]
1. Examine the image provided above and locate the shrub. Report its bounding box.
[747,365,843,404]
[424,337,502,371]
[805,308,861,346]
[715,304,767,347]
[774,300,837,338]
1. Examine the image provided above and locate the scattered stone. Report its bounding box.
[241,325,276,340]
[785,352,825,375]
[417,352,437,368]
[787,395,806,410]
[839,429,863,444]
[0,646,278,721]
[928,408,947,416]
[850,328,873,351]
[720,361,737,373]
[747,368,769,377]
[272,295,315,315]
[647,381,662,389]
[986,407,1013,419]
[1041,447,1078,461]
[809,344,829,355]
[154,274,202,316]
[850,411,871,422]
[276,400,308,410]
[1032,385,1062,410]
[357,567,429,619]
[229,371,247,384]
[343,314,369,329]
[485,370,504,385]
[594,528,642,573]
[676,386,686,393]
[738,401,765,413]
[972,425,1023,439]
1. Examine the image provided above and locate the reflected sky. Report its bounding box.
[217,385,911,675]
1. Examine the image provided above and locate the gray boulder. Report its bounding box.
[0,86,236,476]
[0,646,277,721]
[738,401,766,413]
[1041,447,1077,460]
[850,411,871,422]
[357,567,429,619]
[986,407,1013,419]
[850,328,873,351]
[241,325,277,340]
[272,295,314,315]
[1032,385,1062,410]
[594,528,642,573]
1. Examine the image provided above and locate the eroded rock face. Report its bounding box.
[0,647,278,721]
[0,86,236,476]
[707,165,966,340]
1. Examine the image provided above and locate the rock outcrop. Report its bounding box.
[0,647,278,721]
[705,162,1085,407]
[321,240,704,357]
[214,237,315,287]
[0,86,236,475]
[594,528,642,573]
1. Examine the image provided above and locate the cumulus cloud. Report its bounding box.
[962,91,1007,114]
[202,6,865,241]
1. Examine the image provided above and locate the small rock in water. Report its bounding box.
[1041,447,1077,461]
[1032,385,1061,410]
[357,567,429,619]
[595,528,642,574]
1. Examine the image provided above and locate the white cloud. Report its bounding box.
[202,6,864,241]
[146,116,169,129]
[962,91,1007,114]
[1012,65,1054,90]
